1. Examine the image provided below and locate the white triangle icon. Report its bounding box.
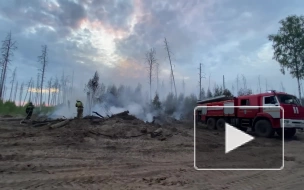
[225,123,254,154]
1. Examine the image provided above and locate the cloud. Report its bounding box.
[0,0,303,99]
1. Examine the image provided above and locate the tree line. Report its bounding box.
[84,71,198,119]
[0,32,74,110]
[1,14,304,115]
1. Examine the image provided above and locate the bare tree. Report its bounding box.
[155,59,160,94]
[61,71,70,105]
[145,48,157,101]
[164,38,177,97]
[8,67,16,101]
[0,31,17,100]
[169,74,173,93]
[2,85,6,100]
[29,81,34,103]
[13,81,18,103]
[35,73,40,105]
[23,78,32,106]
[51,77,59,105]
[85,71,100,114]
[198,63,205,99]
[19,82,24,106]
[47,78,52,106]
[57,83,61,105]
[38,45,47,110]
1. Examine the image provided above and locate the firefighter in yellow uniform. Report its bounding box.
[75,100,84,119]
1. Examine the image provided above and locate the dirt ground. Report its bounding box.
[0,115,304,190]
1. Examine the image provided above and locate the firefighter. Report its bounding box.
[75,100,84,119]
[25,102,35,120]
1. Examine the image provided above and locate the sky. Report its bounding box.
[0,0,304,99]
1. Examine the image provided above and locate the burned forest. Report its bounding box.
[1,7,304,190]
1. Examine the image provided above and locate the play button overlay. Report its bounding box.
[194,106,284,170]
[225,123,254,154]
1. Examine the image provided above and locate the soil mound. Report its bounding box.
[53,112,179,146]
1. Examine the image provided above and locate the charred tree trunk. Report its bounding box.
[38,45,48,110]
[145,48,156,101]
[47,78,52,106]
[29,82,33,103]
[19,82,24,106]
[0,32,17,101]
[35,74,40,106]
[13,81,18,103]
[9,68,16,101]
[164,38,177,97]
[57,84,61,105]
[23,78,32,106]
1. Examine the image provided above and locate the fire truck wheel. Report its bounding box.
[216,118,226,130]
[276,128,296,139]
[206,118,216,129]
[254,120,275,138]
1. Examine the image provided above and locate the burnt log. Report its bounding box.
[32,122,51,128]
[49,119,70,129]
[111,111,129,117]
[92,111,104,118]
[110,111,138,120]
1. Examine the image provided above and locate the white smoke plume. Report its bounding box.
[48,84,197,121]
[48,72,198,121]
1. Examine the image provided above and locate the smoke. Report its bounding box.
[91,102,154,122]
[48,76,198,121]
[48,104,75,119]
[47,87,87,119]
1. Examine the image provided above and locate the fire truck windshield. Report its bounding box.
[276,94,302,106]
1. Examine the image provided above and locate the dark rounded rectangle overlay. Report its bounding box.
[194,105,284,171]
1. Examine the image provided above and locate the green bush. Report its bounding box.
[0,100,55,116]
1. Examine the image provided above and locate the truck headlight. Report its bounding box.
[284,120,289,124]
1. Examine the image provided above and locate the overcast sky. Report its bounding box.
[0,0,304,98]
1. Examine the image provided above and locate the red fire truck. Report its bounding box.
[196,90,304,138]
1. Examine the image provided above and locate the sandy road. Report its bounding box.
[0,119,304,190]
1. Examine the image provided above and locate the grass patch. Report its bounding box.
[0,100,55,116]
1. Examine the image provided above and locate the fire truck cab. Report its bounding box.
[196,90,304,138]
